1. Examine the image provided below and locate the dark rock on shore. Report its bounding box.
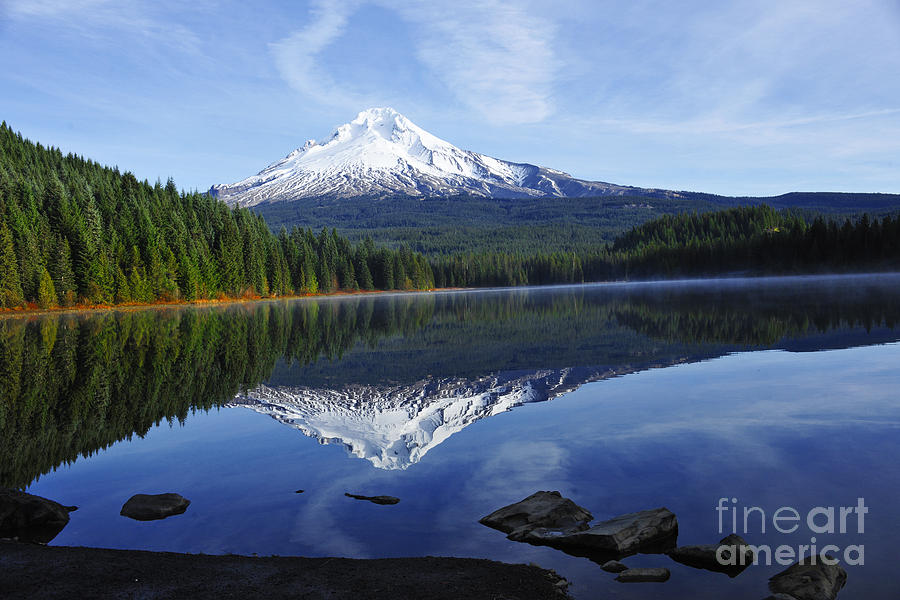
[667,533,754,576]
[615,567,671,583]
[767,555,847,600]
[345,493,400,505]
[523,507,678,556]
[0,488,72,543]
[480,493,677,562]
[0,540,569,600]
[479,491,593,540]
[120,493,190,521]
[600,559,628,573]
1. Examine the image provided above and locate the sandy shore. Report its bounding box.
[0,540,569,599]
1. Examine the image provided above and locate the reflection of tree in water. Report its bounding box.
[610,282,900,346]
[0,296,435,489]
[2,280,898,488]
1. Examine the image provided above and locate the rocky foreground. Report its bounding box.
[0,541,569,600]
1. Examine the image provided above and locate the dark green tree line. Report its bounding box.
[0,123,433,310]
[429,206,900,287]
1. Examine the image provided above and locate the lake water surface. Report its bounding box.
[4,274,900,598]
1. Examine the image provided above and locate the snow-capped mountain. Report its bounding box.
[229,367,622,470]
[210,107,678,206]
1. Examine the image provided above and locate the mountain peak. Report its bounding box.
[210,109,648,206]
[352,106,404,127]
[327,106,445,152]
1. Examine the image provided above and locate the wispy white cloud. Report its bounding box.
[270,0,365,109]
[391,0,558,124]
[4,0,116,18]
[584,109,900,138]
[5,0,203,55]
[270,0,558,124]
[627,3,897,135]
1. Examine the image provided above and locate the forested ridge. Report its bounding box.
[0,122,434,310]
[254,189,900,255]
[2,122,899,309]
[428,205,900,287]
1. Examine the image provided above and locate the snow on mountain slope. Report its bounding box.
[228,367,618,470]
[210,107,675,206]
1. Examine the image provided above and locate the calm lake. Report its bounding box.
[4,274,900,598]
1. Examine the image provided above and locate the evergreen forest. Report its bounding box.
[3,122,900,310]
[0,122,434,310]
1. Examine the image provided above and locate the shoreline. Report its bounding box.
[4,270,898,321]
[0,540,569,600]
[0,286,468,320]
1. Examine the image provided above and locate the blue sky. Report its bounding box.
[2,0,899,196]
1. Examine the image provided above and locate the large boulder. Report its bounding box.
[0,488,73,543]
[523,506,677,556]
[767,555,847,600]
[479,491,593,540]
[120,493,190,521]
[667,533,754,576]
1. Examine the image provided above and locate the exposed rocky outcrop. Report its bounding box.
[0,488,73,543]
[522,507,678,556]
[120,493,190,521]
[480,493,677,562]
[479,491,592,541]
[345,493,400,505]
[767,555,847,600]
[615,567,671,583]
[667,533,754,576]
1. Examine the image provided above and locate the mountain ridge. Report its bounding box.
[210,107,683,206]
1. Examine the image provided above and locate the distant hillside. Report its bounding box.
[253,190,900,255]
[688,190,900,213]
[425,205,900,289]
[253,194,721,255]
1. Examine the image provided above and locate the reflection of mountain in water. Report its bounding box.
[234,369,588,469]
[231,370,591,469]
[231,363,678,470]
[5,274,900,486]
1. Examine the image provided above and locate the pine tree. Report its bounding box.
[0,222,24,308]
[36,267,57,309]
[114,265,132,304]
[49,236,76,306]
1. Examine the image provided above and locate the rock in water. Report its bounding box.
[615,568,671,583]
[120,493,190,521]
[479,491,593,540]
[523,507,677,556]
[0,488,72,543]
[344,493,400,505]
[768,555,847,600]
[600,560,629,573]
[667,533,754,576]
